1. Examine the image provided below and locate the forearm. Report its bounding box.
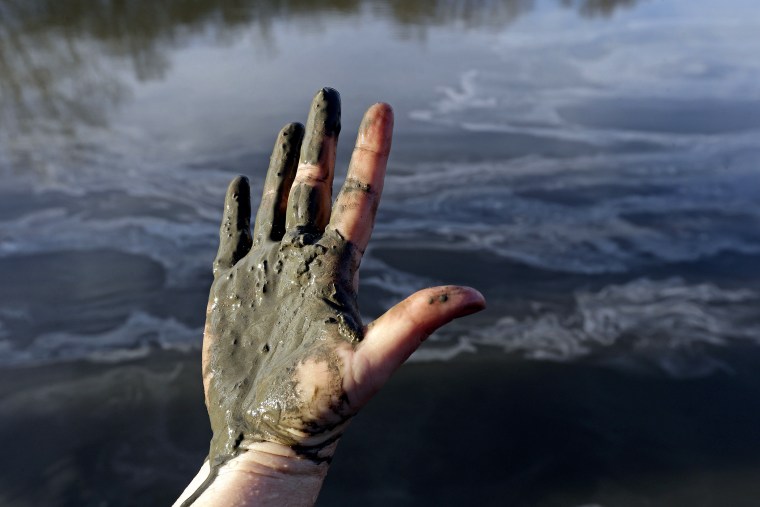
[174,442,330,507]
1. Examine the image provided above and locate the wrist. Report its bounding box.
[235,440,334,478]
[176,441,333,507]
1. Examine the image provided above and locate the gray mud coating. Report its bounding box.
[341,177,372,194]
[212,176,252,276]
[182,227,364,506]
[429,293,449,304]
[301,87,341,165]
[252,122,304,245]
[289,182,327,233]
[287,87,342,233]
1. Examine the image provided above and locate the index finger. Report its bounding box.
[328,102,394,252]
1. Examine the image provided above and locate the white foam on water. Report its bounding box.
[359,254,441,304]
[2,271,757,380]
[422,278,760,378]
[410,12,760,135]
[0,312,202,367]
[0,204,217,284]
[375,146,760,274]
[410,338,477,362]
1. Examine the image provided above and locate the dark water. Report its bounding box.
[1,0,760,505]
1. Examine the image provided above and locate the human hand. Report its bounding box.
[177,88,485,506]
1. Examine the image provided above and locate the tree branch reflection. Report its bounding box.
[0,0,642,144]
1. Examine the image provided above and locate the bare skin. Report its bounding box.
[175,88,486,506]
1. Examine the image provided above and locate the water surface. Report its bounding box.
[1,0,760,505]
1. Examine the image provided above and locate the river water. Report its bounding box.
[1,1,760,505]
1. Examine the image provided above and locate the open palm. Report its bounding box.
[201,89,485,479]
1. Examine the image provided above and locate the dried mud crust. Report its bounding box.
[204,227,363,471]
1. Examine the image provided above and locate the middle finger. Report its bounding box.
[285,87,341,234]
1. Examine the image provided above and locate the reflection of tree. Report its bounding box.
[376,0,639,30]
[0,8,123,137]
[382,0,534,29]
[0,0,642,142]
[560,0,640,17]
[0,0,261,139]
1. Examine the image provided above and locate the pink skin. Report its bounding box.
[175,98,485,507]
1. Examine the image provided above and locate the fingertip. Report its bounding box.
[456,286,487,317]
[387,285,479,334]
[230,174,249,186]
[318,86,340,101]
[308,87,341,138]
[227,175,250,199]
[421,285,484,305]
[214,175,253,275]
[367,102,394,118]
[316,87,341,117]
[362,102,394,129]
[357,103,394,151]
[272,123,304,167]
[460,286,486,307]
[280,122,304,138]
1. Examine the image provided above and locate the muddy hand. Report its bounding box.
[201,88,486,487]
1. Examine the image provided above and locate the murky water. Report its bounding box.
[1,1,760,505]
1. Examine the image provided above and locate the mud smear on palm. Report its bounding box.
[182,228,365,505]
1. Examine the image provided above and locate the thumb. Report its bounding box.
[351,285,485,402]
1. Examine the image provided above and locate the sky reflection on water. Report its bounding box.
[0,0,643,146]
